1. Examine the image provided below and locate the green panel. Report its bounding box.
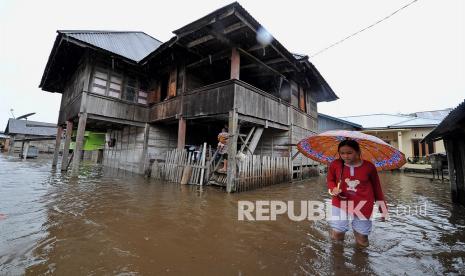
[69,131,106,151]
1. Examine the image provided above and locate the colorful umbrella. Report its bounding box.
[297,130,406,170]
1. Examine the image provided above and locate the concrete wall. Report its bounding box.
[401,128,445,158]
[365,128,445,159]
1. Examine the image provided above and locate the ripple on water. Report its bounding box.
[0,156,465,275]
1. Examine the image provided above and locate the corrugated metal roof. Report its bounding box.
[339,113,442,129]
[409,109,452,121]
[4,119,57,136]
[318,113,362,128]
[60,31,163,62]
[339,114,413,129]
[390,117,441,127]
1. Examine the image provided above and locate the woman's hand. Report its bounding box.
[329,187,342,196]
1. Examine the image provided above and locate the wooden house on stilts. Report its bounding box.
[40,2,338,192]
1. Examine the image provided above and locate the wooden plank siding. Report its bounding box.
[234,81,289,126]
[182,81,235,118]
[58,94,83,124]
[149,97,181,122]
[86,93,149,122]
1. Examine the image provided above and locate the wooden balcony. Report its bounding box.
[58,80,317,131]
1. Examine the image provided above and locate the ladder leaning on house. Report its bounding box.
[207,126,264,187]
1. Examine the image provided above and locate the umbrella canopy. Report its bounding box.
[297,130,406,170]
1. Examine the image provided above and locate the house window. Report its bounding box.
[123,77,137,102]
[91,70,108,95]
[91,69,122,99]
[412,139,435,157]
[138,91,148,104]
[108,75,122,98]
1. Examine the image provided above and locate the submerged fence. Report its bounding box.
[235,155,291,192]
[151,147,292,192]
[151,145,208,186]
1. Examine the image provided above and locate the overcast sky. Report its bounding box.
[0,0,463,130]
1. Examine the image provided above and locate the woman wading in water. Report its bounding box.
[327,139,388,247]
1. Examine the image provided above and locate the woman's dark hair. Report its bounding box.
[337,139,361,153]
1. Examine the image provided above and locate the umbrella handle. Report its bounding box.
[328,181,342,196]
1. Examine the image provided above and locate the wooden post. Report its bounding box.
[177,117,186,149]
[226,109,239,193]
[61,120,73,171]
[51,126,63,167]
[71,113,87,175]
[140,123,150,175]
[199,142,207,186]
[230,48,240,80]
[8,137,15,155]
[23,141,30,160]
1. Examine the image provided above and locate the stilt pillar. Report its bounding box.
[226,109,239,193]
[71,113,87,175]
[61,120,74,171]
[230,48,240,80]
[23,141,30,160]
[177,117,186,150]
[51,126,63,167]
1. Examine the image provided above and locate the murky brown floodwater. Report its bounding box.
[1,154,464,275]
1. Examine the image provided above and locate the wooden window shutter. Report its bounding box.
[147,81,161,104]
[299,87,306,112]
[168,68,177,98]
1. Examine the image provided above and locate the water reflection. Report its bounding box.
[0,155,464,275]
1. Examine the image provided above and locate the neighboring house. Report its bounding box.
[318,113,362,133]
[424,100,465,205]
[4,118,57,155]
[39,2,338,191]
[339,109,451,162]
[0,132,11,152]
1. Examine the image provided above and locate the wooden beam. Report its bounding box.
[248,44,268,52]
[187,35,214,48]
[51,126,63,167]
[226,109,239,193]
[185,50,230,69]
[140,123,150,174]
[71,112,87,176]
[237,48,287,80]
[86,114,146,128]
[176,7,236,39]
[177,117,186,149]
[230,48,240,80]
[186,22,246,48]
[61,120,73,171]
[23,141,30,160]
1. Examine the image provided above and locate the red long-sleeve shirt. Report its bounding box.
[327,159,387,219]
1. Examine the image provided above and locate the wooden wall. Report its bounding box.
[86,93,149,122]
[146,124,178,161]
[255,128,290,157]
[149,97,181,122]
[234,82,289,126]
[103,126,146,173]
[182,82,234,118]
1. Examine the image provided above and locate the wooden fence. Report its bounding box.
[151,144,208,185]
[235,155,291,192]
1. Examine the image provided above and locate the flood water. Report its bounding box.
[1,154,464,275]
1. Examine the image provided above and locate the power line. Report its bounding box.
[310,0,420,58]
